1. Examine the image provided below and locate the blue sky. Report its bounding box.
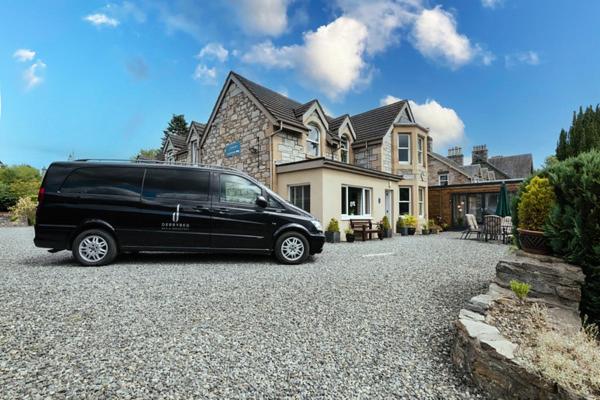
[1,0,600,169]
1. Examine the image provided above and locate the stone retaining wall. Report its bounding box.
[453,253,587,400]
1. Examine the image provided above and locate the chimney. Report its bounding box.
[447,146,464,166]
[472,145,488,164]
[427,136,433,153]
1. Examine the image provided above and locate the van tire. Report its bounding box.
[274,232,310,264]
[72,229,118,266]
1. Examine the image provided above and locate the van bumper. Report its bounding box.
[34,224,73,250]
[308,233,325,254]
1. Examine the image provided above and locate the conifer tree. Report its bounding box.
[161,114,189,148]
[555,105,600,160]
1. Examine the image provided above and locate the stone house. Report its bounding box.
[427,144,533,226]
[183,71,430,237]
[161,133,188,163]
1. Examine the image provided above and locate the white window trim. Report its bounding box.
[398,133,411,164]
[288,184,310,212]
[307,125,321,157]
[340,135,349,163]
[341,185,372,220]
[191,141,198,164]
[417,136,424,165]
[398,186,411,215]
[418,187,425,217]
[439,174,449,185]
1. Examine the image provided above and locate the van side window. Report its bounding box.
[142,168,209,201]
[219,174,261,205]
[61,167,143,197]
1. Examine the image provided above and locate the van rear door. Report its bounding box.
[138,167,211,250]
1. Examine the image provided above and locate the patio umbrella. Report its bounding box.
[495,182,511,217]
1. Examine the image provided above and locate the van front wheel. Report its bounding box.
[275,232,309,264]
[73,229,118,266]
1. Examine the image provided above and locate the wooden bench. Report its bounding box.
[350,219,381,241]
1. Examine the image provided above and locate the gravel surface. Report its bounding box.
[0,227,509,399]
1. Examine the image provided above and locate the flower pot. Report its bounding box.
[400,227,408,236]
[346,234,355,243]
[517,228,550,255]
[407,228,416,236]
[384,228,393,238]
[325,231,340,243]
[422,230,429,235]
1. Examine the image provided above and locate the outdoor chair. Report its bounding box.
[501,216,513,244]
[460,214,482,240]
[483,215,502,242]
[350,219,380,241]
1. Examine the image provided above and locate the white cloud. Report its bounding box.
[13,49,36,62]
[242,16,370,99]
[197,43,229,62]
[84,13,119,27]
[381,95,465,149]
[193,64,217,84]
[505,51,540,68]
[235,0,290,36]
[23,60,46,90]
[412,6,477,69]
[481,0,502,9]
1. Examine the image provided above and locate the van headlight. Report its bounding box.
[311,220,322,232]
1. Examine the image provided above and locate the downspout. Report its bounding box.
[269,120,284,190]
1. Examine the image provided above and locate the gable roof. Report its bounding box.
[350,101,407,144]
[488,154,533,179]
[429,151,473,178]
[187,121,206,143]
[168,133,187,149]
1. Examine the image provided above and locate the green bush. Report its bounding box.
[518,176,556,231]
[9,196,37,225]
[326,218,340,233]
[404,215,417,228]
[545,151,600,324]
[510,280,531,301]
[396,216,405,230]
[381,215,391,230]
[0,165,41,211]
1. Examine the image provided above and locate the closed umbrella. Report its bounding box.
[495,182,511,217]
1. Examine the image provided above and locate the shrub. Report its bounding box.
[344,227,353,235]
[517,176,555,231]
[9,196,37,225]
[396,216,406,229]
[326,218,340,233]
[404,215,417,228]
[381,215,391,230]
[545,150,600,325]
[510,280,531,301]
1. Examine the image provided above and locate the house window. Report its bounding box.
[307,125,320,156]
[399,187,411,215]
[439,174,449,185]
[417,137,424,165]
[191,141,198,164]
[418,187,425,217]
[341,186,371,217]
[289,185,310,212]
[398,133,410,163]
[340,135,349,163]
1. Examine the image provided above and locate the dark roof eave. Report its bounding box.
[429,178,525,189]
[276,157,403,181]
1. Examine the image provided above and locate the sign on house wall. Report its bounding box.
[224,141,241,158]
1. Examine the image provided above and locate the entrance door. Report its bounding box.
[385,190,393,222]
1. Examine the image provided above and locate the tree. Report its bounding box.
[131,148,161,161]
[0,165,42,210]
[161,114,189,148]
[556,105,600,160]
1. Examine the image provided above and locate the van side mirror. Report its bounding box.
[255,195,268,208]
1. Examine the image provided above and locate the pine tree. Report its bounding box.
[161,114,189,148]
[555,105,600,160]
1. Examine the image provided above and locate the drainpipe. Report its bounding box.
[269,121,284,189]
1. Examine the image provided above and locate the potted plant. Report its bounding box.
[396,216,408,236]
[380,215,393,238]
[404,215,417,235]
[422,220,429,235]
[428,219,440,234]
[345,227,355,243]
[517,176,555,255]
[325,218,341,243]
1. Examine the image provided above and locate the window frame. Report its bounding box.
[417,136,424,165]
[217,173,263,207]
[341,185,372,219]
[397,133,411,164]
[141,167,210,202]
[340,135,349,163]
[288,184,311,212]
[398,186,411,215]
[191,141,198,164]
[307,125,321,157]
[418,187,425,217]
[439,174,449,186]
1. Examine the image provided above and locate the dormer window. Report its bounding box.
[307,125,320,156]
[340,135,349,163]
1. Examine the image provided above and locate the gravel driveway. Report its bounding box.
[0,227,509,399]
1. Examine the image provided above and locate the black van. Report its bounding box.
[34,160,325,266]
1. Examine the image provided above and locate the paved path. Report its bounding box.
[0,227,509,399]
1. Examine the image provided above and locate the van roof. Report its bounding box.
[53,159,242,173]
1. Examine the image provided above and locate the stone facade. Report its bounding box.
[382,132,392,173]
[427,155,471,186]
[200,82,272,187]
[277,132,306,164]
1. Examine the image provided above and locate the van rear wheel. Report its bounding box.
[275,232,309,264]
[73,229,118,266]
